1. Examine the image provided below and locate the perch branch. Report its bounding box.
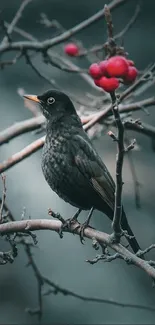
[1,218,155,280]
[1,200,154,315]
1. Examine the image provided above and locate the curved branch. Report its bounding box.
[0,115,45,145]
[0,218,155,279]
[0,136,45,173]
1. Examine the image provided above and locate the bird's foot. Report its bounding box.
[50,208,82,237]
[75,207,94,244]
[61,217,77,231]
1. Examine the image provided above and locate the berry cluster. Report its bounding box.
[64,43,138,93]
[89,56,138,92]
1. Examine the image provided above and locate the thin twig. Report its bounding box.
[77,3,141,58]
[1,0,34,46]
[0,174,6,222]
[125,136,141,209]
[5,21,37,41]
[114,3,141,41]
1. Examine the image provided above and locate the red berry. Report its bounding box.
[89,63,102,79]
[106,56,129,78]
[125,66,138,83]
[94,79,101,87]
[127,59,135,66]
[64,43,79,56]
[99,76,119,92]
[99,60,108,75]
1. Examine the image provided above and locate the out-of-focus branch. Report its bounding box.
[0,136,45,173]
[0,52,22,69]
[1,0,34,46]
[0,0,127,55]
[0,116,45,146]
[5,21,37,41]
[124,120,155,138]
[0,96,155,173]
[77,3,140,57]
[0,96,154,147]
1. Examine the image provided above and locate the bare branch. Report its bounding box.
[1,0,34,46]
[124,120,155,139]
[0,174,6,222]
[44,52,87,73]
[0,0,128,55]
[1,217,155,280]
[125,136,141,209]
[0,136,45,173]
[5,21,37,41]
[0,115,45,146]
[110,93,125,240]
[114,3,141,41]
[77,4,140,57]
[0,95,155,173]
[0,52,22,69]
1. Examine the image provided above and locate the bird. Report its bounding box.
[24,89,141,253]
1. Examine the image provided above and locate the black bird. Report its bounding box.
[24,89,141,253]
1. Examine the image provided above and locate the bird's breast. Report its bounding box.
[41,134,72,191]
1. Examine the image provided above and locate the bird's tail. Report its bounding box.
[121,207,141,255]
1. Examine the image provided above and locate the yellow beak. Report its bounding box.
[23,94,41,103]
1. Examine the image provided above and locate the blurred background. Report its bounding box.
[0,0,155,323]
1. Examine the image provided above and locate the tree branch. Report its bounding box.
[0,115,45,145]
[1,0,34,46]
[0,136,45,173]
[110,93,125,239]
[2,199,154,316]
[0,217,155,280]
[0,0,128,55]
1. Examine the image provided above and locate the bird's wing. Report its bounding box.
[71,134,115,211]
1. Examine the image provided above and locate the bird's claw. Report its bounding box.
[75,221,93,244]
[60,217,78,235]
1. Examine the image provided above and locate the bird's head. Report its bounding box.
[23,89,77,121]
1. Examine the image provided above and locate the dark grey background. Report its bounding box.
[0,0,155,324]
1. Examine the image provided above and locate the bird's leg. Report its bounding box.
[61,208,82,232]
[76,207,94,244]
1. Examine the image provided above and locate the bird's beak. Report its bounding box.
[23,94,41,103]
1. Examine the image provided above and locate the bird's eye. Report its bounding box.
[47,97,55,104]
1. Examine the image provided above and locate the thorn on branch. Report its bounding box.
[125,139,136,152]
